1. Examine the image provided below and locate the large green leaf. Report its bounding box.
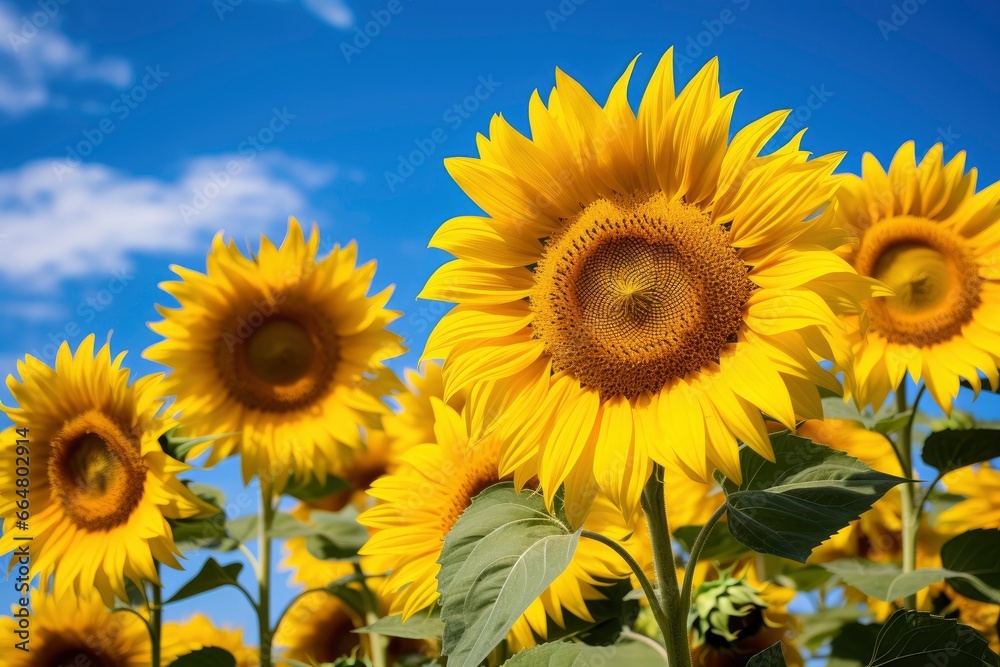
[745,643,786,666]
[922,429,1000,476]
[501,640,667,666]
[828,621,882,667]
[170,483,236,552]
[438,483,580,667]
[673,522,748,563]
[822,558,1000,603]
[941,529,1000,603]
[722,433,907,562]
[166,648,237,667]
[865,610,999,666]
[305,508,369,560]
[166,558,243,604]
[356,613,444,640]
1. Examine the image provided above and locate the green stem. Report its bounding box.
[258,478,275,667]
[641,465,691,667]
[679,504,726,630]
[356,563,387,667]
[151,564,162,667]
[580,529,671,641]
[893,384,920,610]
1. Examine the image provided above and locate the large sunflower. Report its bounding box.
[0,337,213,604]
[145,218,404,491]
[0,590,149,666]
[419,49,882,518]
[835,141,1000,412]
[358,397,645,646]
[162,614,259,667]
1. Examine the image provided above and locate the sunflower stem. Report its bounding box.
[893,384,919,610]
[679,503,725,632]
[641,465,691,667]
[258,478,275,667]
[150,564,162,667]
[356,562,388,667]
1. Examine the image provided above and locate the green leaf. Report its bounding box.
[873,410,913,436]
[226,514,259,544]
[774,565,833,592]
[284,474,352,501]
[828,621,882,667]
[166,648,237,667]
[159,429,236,462]
[166,558,244,604]
[305,508,369,560]
[922,429,1000,476]
[170,515,237,553]
[356,613,444,640]
[745,643,786,666]
[722,433,907,562]
[438,483,580,667]
[941,529,1000,603]
[865,609,999,666]
[797,606,868,651]
[673,522,748,563]
[822,558,1000,603]
[500,640,667,666]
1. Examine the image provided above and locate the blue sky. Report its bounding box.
[1,0,999,647]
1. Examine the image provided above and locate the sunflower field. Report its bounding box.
[3,46,1000,667]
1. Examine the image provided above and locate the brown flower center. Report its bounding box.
[216,299,339,412]
[531,192,752,398]
[855,215,981,347]
[48,410,147,532]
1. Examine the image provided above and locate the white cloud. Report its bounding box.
[0,1,132,115]
[299,0,354,28]
[0,152,345,292]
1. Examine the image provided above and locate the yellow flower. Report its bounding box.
[0,337,213,604]
[274,590,431,666]
[835,141,1000,413]
[420,50,881,520]
[358,396,645,646]
[0,590,149,666]
[940,463,1000,532]
[689,569,802,667]
[162,614,258,667]
[937,585,1000,653]
[145,218,404,491]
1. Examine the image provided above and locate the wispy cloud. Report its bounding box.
[0,152,348,291]
[0,1,133,115]
[299,0,354,28]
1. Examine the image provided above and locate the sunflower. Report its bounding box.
[0,337,214,604]
[0,590,149,666]
[934,585,1000,653]
[162,614,259,667]
[273,590,431,666]
[358,397,645,647]
[419,49,883,519]
[940,463,1000,532]
[145,218,404,491]
[689,568,802,667]
[835,141,1000,413]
